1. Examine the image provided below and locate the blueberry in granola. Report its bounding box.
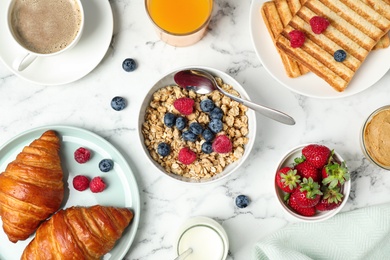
[164,113,176,127]
[182,130,197,142]
[189,122,203,135]
[209,107,223,120]
[157,142,171,157]
[209,119,223,133]
[200,99,215,112]
[175,116,187,130]
[201,142,213,154]
[202,128,215,142]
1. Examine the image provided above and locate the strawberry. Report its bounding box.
[302,144,331,169]
[276,167,301,193]
[288,194,316,216]
[322,160,349,189]
[316,186,343,211]
[290,178,322,208]
[294,160,321,182]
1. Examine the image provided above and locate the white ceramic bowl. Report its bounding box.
[274,144,351,222]
[137,65,256,184]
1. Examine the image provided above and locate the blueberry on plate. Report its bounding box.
[201,142,213,154]
[182,130,197,142]
[111,96,126,111]
[334,50,347,62]
[189,122,203,135]
[235,195,250,208]
[99,159,114,172]
[157,142,170,157]
[175,116,187,130]
[209,107,223,120]
[202,128,215,142]
[209,119,223,133]
[164,113,176,127]
[122,58,137,72]
[200,99,215,112]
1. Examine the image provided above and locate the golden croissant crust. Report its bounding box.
[0,130,64,243]
[21,205,134,260]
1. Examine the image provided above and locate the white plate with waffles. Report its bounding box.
[250,0,390,99]
[0,0,113,86]
[0,125,140,259]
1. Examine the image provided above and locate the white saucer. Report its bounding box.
[0,0,113,86]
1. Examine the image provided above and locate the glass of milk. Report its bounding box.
[175,216,229,260]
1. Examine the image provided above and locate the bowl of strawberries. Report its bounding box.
[275,144,351,222]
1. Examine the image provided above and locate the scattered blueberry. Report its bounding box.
[189,122,203,135]
[182,130,197,142]
[334,49,347,62]
[175,116,187,130]
[157,142,171,157]
[111,96,126,111]
[235,195,250,208]
[164,113,176,127]
[210,107,223,120]
[202,128,215,142]
[209,119,223,133]
[122,58,137,72]
[201,142,213,154]
[200,99,215,112]
[99,159,114,172]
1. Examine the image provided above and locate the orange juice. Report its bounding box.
[146,0,212,35]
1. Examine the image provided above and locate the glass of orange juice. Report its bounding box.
[145,0,213,47]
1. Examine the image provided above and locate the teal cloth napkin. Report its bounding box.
[254,203,390,260]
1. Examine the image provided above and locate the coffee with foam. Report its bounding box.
[10,0,82,54]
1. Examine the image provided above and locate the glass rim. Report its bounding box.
[144,0,213,37]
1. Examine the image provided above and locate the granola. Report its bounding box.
[142,77,249,180]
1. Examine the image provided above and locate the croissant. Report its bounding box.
[0,130,64,243]
[21,205,134,259]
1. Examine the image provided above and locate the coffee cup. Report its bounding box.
[6,0,84,71]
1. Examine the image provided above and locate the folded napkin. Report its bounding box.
[254,203,390,260]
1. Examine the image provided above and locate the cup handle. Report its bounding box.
[13,52,38,71]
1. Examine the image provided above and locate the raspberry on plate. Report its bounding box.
[90,176,106,193]
[178,147,197,165]
[73,175,90,191]
[174,97,194,115]
[212,135,232,154]
[310,16,330,34]
[288,30,305,48]
[74,147,91,164]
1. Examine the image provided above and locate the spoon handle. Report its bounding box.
[217,87,296,125]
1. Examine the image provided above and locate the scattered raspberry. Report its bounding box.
[212,135,232,154]
[174,97,194,115]
[73,175,90,191]
[178,147,197,165]
[310,16,330,34]
[288,30,305,48]
[74,147,91,164]
[89,176,106,193]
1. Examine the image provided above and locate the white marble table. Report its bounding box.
[1,0,390,259]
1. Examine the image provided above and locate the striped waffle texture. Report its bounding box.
[254,203,390,259]
[262,0,310,78]
[275,0,390,92]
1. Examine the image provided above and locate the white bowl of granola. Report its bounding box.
[138,66,256,184]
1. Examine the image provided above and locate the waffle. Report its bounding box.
[261,0,310,77]
[275,0,390,92]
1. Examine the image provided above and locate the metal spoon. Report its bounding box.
[174,248,193,260]
[174,69,296,125]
